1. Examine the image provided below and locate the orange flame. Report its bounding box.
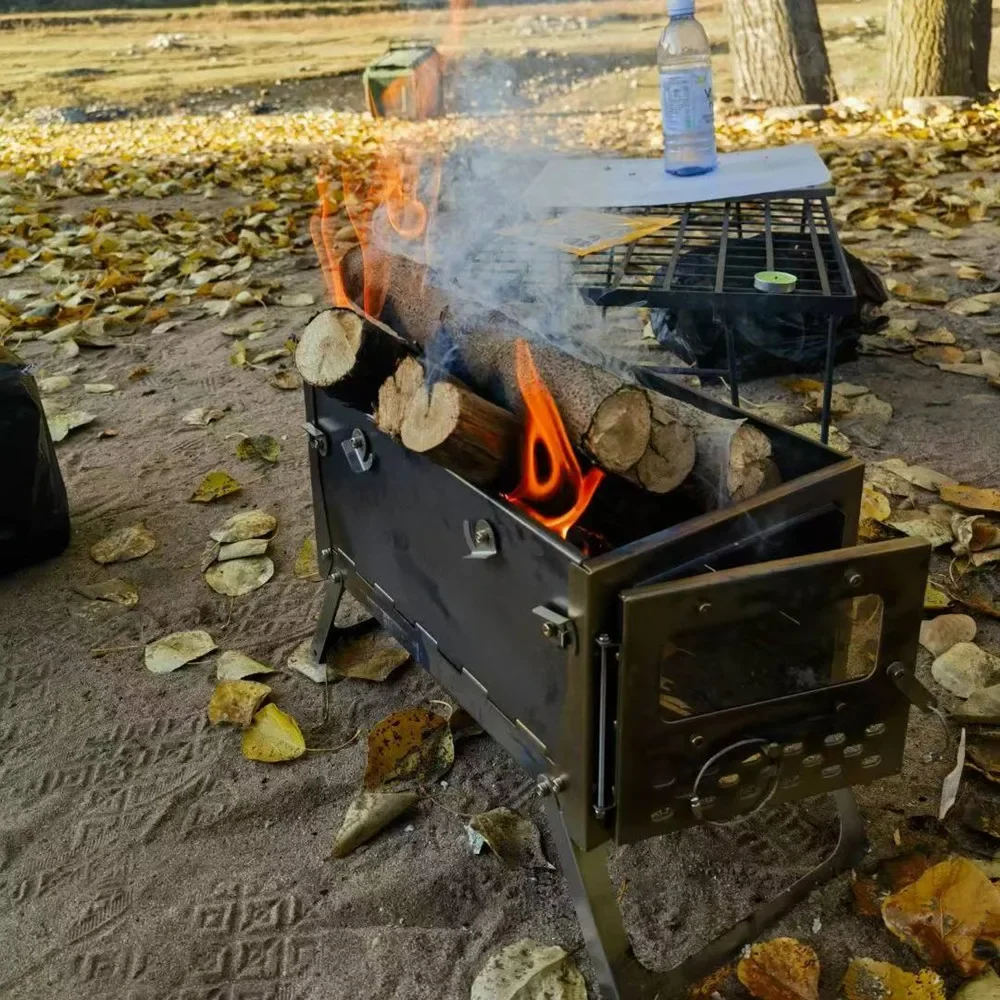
[310,149,437,319]
[505,340,605,540]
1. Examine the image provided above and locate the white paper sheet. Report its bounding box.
[522,145,831,210]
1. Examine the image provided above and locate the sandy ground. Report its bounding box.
[3,110,1000,1000]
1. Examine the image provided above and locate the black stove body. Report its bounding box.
[304,367,928,1000]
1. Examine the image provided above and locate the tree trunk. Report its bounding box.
[972,0,993,94]
[725,0,836,106]
[884,0,975,102]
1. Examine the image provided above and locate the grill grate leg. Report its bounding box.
[543,789,865,999]
[311,568,380,665]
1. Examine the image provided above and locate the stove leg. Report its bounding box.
[310,569,380,664]
[543,789,865,1000]
[819,315,837,446]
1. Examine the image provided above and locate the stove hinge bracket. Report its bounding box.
[303,421,328,457]
[533,606,577,651]
[594,633,619,821]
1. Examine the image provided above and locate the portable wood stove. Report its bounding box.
[305,352,931,997]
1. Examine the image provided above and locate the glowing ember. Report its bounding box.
[504,339,604,540]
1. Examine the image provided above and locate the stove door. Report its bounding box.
[613,536,929,846]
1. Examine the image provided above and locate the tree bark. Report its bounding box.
[972,0,993,94]
[725,0,836,106]
[884,0,976,102]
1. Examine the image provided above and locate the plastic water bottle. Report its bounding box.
[658,0,718,176]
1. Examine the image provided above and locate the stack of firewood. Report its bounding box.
[294,253,776,522]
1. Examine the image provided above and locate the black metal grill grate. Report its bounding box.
[576,197,856,315]
[469,195,856,317]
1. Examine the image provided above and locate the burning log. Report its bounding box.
[339,247,772,507]
[376,358,521,489]
[294,308,411,411]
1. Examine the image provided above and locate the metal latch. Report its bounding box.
[533,606,576,650]
[341,428,373,474]
[463,519,497,560]
[303,422,328,457]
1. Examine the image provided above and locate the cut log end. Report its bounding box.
[585,387,653,474]
[376,356,425,438]
[633,417,697,493]
[295,309,364,387]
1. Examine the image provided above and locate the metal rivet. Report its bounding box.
[690,734,705,748]
[698,602,712,614]
[846,570,863,589]
[474,526,490,545]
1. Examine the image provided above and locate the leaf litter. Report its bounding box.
[207,679,271,727]
[216,650,276,680]
[90,522,155,563]
[332,790,420,859]
[235,434,280,464]
[241,704,305,762]
[364,708,454,791]
[204,555,274,596]
[737,938,820,1000]
[471,941,586,1000]
[145,629,216,674]
[466,808,553,870]
[841,959,945,1000]
[217,538,269,561]
[209,510,276,543]
[73,578,139,607]
[190,470,242,502]
[329,630,409,682]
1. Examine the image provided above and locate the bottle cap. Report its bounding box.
[668,0,695,15]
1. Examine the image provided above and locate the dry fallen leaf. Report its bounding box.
[892,283,950,305]
[886,510,954,549]
[145,629,216,674]
[924,581,952,611]
[330,630,409,682]
[235,433,280,464]
[467,808,554,870]
[277,292,315,308]
[190,470,242,502]
[209,509,276,543]
[879,458,956,492]
[73,578,139,607]
[204,556,274,596]
[471,941,586,1000]
[38,374,72,393]
[332,790,420,858]
[216,650,276,680]
[859,485,892,541]
[954,970,1000,1000]
[940,484,1000,515]
[794,423,851,454]
[241,704,305,762]
[83,382,115,394]
[217,538,269,561]
[90,522,156,564]
[269,370,302,391]
[364,708,454,791]
[182,407,226,426]
[916,327,957,345]
[47,408,96,442]
[286,637,328,683]
[737,938,820,1000]
[207,679,271,726]
[949,297,993,316]
[841,958,945,1000]
[914,345,966,366]
[294,535,321,580]
[882,857,1000,977]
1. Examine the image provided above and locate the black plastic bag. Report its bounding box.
[650,236,888,379]
[0,346,70,574]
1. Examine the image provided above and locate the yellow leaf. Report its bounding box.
[940,484,1000,515]
[189,470,242,503]
[364,708,454,790]
[924,582,951,611]
[736,939,820,1000]
[207,679,271,727]
[780,377,824,395]
[882,857,1000,977]
[241,704,305,762]
[294,536,320,580]
[90,522,155,564]
[235,434,280,464]
[842,959,944,1000]
[892,283,950,305]
[913,345,965,367]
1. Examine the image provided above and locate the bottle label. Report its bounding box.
[660,68,714,135]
